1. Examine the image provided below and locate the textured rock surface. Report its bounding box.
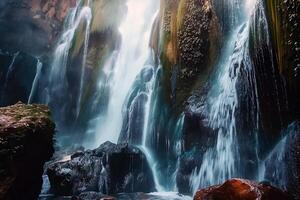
[0,102,55,200]
[193,179,289,200]
[0,0,76,56]
[0,52,39,107]
[47,141,155,196]
[152,0,221,113]
[265,0,300,119]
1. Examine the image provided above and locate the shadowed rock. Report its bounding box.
[0,102,55,200]
[47,141,155,196]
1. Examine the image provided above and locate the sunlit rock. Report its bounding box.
[152,0,221,114]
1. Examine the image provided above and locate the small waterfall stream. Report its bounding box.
[28,59,43,104]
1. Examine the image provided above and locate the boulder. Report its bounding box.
[193,179,289,200]
[0,102,55,200]
[47,142,155,196]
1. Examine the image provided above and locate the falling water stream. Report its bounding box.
[189,0,257,194]
[93,0,159,145]
[43,0,92,115]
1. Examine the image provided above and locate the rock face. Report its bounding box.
[152,0,221,113]
[0,0,76,57]
[193,179,289,200]
[47,141,155,196]
[0,102,55,200]
[0,52,39,107]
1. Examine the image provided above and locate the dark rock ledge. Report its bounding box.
[0,102,55,200]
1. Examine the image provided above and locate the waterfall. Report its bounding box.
[92,0,159,146]
[139,62,165,191]
[28,59,43,104]
[43,0,92,117]
[189,0,257,194]
[76,0,92,118]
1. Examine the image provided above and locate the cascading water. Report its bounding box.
[43,0,92,121]
[28,59,43,104]
[91,0,159,146]
[189,0,257,194]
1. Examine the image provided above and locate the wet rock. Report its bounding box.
[265,0,300,118]
[0,102,55,200]
[0,52,40,107]
[193,179,289,200]
[47,141,155,196]
[154,0,221,113]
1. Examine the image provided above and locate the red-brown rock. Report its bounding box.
[193,179,289,200]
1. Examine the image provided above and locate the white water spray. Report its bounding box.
[45,1,92,106]
[94,0,159,145]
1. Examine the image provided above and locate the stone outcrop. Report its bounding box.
[265,0,300,120]
[47,141,155,196]
[0,0,76,57]
[0,102,55,200]
[193,179,289,200]
[152,0,221,114]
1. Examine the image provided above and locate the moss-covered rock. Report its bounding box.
[0,102,55,200]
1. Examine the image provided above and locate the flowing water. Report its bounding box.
[43,0,92,119]
[258,122,299,190]
[20,0,292,198]
[91,0,159,146]
[76,0,92,119]
[189,0,257,194]
[28,59,43,104]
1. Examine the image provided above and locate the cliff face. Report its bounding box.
[0,0,76,57]
[265,0,300,119]
[0,102,55,200]
[151,0,221,114]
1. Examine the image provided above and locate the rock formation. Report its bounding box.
[151,0,221,113]
[0,0,76,57]
[0,102,55,200]
[47,141,155,196]
[193,179,289,200]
